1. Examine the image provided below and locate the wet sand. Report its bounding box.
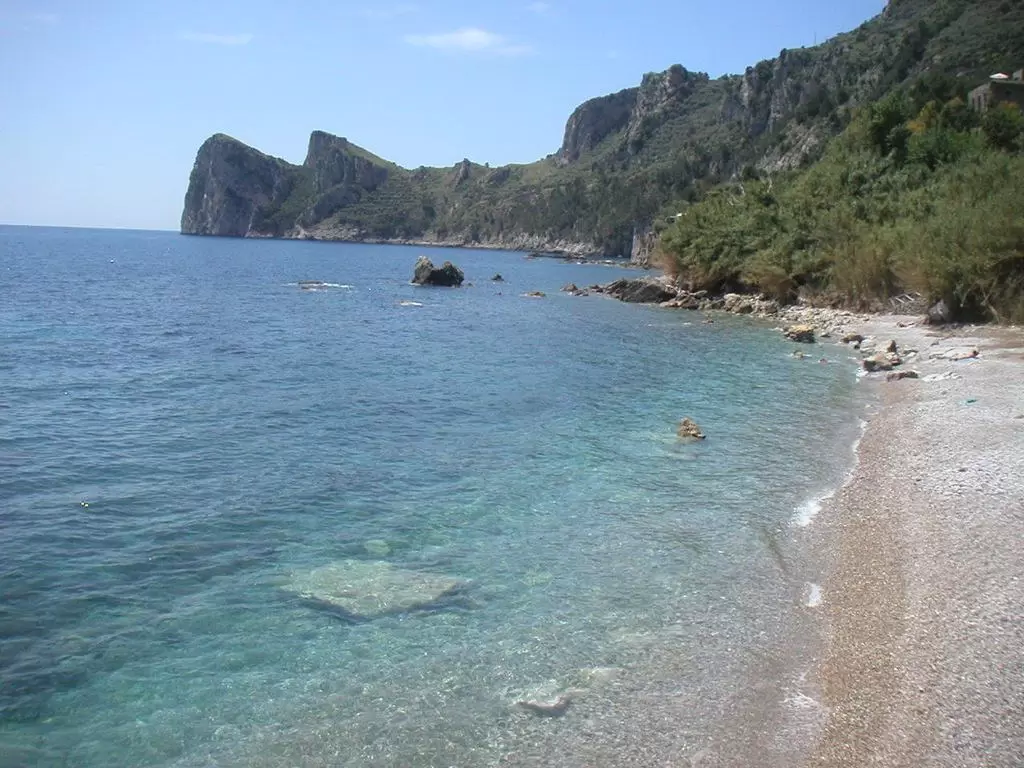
[810,318,1024,767]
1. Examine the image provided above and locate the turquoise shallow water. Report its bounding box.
[0,227,863,766]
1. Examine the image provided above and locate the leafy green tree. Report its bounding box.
[982,103,1024,151]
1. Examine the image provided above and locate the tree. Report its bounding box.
[982,103,1024,152]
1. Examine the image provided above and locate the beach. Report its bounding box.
[807,317,1024,767]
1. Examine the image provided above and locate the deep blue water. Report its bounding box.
[0,227,863,766]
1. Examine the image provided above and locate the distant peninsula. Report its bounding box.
[181,0,1023,269]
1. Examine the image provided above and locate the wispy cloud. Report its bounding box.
[27,11,59,24]
[361,4,417,20]
[180,31,254,46]
[527,2,551,14]
[404,27,532,56]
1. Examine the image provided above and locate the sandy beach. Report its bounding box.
[807,316,1024,767]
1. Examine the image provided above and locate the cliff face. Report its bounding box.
[557,88,637,164]
[180,134,297,237]
[181,0,1024,254]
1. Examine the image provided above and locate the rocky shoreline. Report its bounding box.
[594,273,1024,765]
[805,316,1024,767]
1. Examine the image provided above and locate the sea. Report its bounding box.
[0,226,866,767]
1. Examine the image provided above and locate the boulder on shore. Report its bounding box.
[603,278,677,304]
[282,560,466,620]
[783,325,816,344]
[863,352,902,372]
[925,299,952,325]
[886,370,920,381]
[677,418,706,440]
[412,257,464,287]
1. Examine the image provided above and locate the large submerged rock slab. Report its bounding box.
[282,560,466,620]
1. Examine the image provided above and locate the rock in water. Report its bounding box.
[491,273,505,282]
[783,325,816,343]
[678,418,706,440]
[282,560,466,620]
[603,278,677,304]
[561,283,579,293]
[517,694,573,717]
[412,257,464,287]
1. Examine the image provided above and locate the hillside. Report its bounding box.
[180,0,1024,262]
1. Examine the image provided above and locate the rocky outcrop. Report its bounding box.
[604,278,677,304]
[626,65,709,153]
[783,324,816,343]
[180,134,298,237]
[630,225,658,267]
[412,257,464,287]
[677,418,706,440]
[557,88,637,164]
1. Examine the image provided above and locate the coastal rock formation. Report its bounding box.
[180,2,1022,259]
[863,352,902,372]
[412,257,464,287]
[784,325,816,343]
[678,418,706,440]
[282,560,466,620]
[181,134,298,237]
[604,278,676,304]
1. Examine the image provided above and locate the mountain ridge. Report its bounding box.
[180,0,1024,261]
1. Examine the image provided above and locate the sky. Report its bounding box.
[0,0,887,230]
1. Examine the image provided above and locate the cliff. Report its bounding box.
[181,0,1024,257]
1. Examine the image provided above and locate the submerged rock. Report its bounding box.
[783,324,816,343]
[412,257,464,287]
[517,694,573,717]
[523,290,546,298]
[677,417,706,440]
[282,560,466,620]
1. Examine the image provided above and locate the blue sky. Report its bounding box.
[0,0,886,230]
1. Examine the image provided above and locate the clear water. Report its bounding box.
[0,227,863,767]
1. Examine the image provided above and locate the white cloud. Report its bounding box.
[361,4,417,20]
[27,12,59,24]
[527,2,551,14]
[404,27,532,56]
[180,31,254,46]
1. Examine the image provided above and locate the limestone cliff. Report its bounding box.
[180,134,297,237]
[557,88,636,164]
[180,0,1023,254]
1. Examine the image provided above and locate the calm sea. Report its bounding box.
[0,227,863,767]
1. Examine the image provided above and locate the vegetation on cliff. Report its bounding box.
[182,0,1024,264]
[658,81,1024,321]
